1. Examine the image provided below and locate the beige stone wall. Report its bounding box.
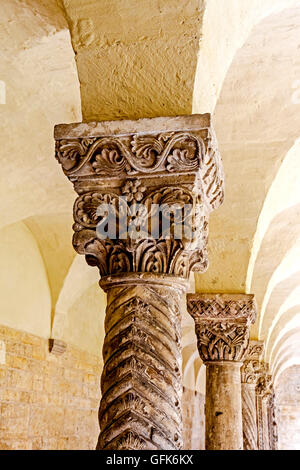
[0,324,101,450]
[182,387,205,450]
[276,366,300,450]
[0,325,201,450]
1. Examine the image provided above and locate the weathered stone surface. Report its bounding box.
[97,274,186,450]
[187,294,256,363]
[48,339,67,356]
[55,114,224,281]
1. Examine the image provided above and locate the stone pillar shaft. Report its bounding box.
[55,114,224,450]
[206,362,243,450]
[187,293,257,450]
[242,384,257,450]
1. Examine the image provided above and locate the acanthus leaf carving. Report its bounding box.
[195,320,250,362]
[72,183,209,278]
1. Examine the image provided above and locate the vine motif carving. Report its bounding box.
[55,129,224,211]
[55,132,204,176]
[195,320,250,362]
[246,342,264,361]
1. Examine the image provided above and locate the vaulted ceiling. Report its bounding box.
[0,0,300,392]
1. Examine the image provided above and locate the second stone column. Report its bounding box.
[187,294,257,450]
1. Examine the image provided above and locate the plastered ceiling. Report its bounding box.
[0,0,300,390]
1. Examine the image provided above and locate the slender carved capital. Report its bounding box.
[186,294,257,362]
[54,115,224,279]
[256,372,273,400]
[241,340,265,385]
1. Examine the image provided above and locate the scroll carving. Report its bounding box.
[55,130,224,211]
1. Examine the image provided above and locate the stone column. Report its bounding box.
[187,294,257,450]
[240,340,264,450]
[54,114,224,450]
[256,367,272,450]
[256,369,278,450]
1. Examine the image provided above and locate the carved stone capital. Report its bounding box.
[241,340,265,385]
[256,372,273,400]
[55,115,224,279]
[186,294,257,363]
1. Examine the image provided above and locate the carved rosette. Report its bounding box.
[54,115,224,451]
[186,294,257,363]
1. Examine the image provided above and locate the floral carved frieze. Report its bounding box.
[55,131,224,211]
[55,115,224,279]
[55,115,224,213]
[187,294,257,363]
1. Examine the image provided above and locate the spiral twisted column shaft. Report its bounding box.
[242,383,257,450]
[97,274,186,450]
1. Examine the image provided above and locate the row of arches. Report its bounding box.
[0,0,299,396]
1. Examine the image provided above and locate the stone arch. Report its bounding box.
[266,305,300,364]
[194,6,300,297]
[52,254,106,355]
[271,328,300,381]
[260,270,300,345]
[0,221,51,338]
[0,0,81,231]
